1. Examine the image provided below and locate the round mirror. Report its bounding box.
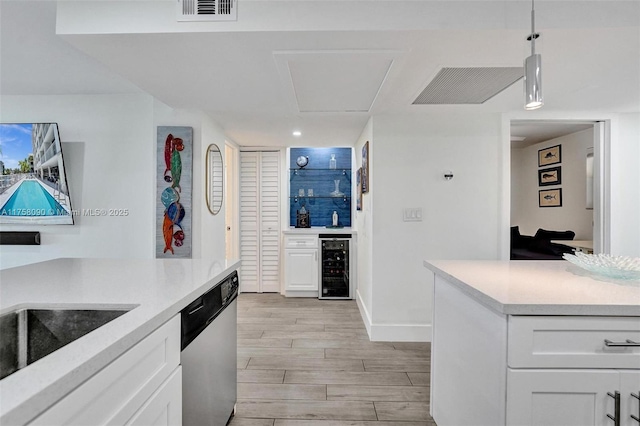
[206,144,223,215]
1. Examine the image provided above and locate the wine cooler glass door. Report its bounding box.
[320,239,350,299]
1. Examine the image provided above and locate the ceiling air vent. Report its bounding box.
[177,0,237,22]
[413,67,523,105]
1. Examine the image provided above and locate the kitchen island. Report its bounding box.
[0,257,240,426]
[424,260,640,426]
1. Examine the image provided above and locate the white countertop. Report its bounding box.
[424,260,640,316]
[283,227,356,235]
[0,257,240,425]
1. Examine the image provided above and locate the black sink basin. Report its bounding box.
[0,307,131,380]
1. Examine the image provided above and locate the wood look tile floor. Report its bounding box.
[230,294,437,426]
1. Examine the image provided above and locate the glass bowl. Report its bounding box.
[563,252,640,281]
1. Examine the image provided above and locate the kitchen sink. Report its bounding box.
[0,307,132,380]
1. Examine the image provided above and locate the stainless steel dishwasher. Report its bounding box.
[181,271,238,426]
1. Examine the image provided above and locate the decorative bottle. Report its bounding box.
[332,211,338,227]
[329,154,336,170]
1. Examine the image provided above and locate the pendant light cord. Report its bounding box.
[530,0,536,56]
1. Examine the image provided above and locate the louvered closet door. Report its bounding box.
[259,152,281,292]
[240,152,260,292]
[239,151,281,293]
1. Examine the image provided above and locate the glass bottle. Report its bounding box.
[329,154,336,170]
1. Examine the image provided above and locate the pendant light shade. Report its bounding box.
[524,0,543,110]
[524,53,543,110]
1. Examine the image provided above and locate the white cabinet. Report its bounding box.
[506,316,640,426]
[507,369,623,426]
[29,316,181,426]
[284,235,319,295]
[127,367,182,426]
[508,370,640,426]
[431,276,640,426]
[508,315,640,369]
[285,248,318,291]
[622,371,640,426]
[430,275,507,426]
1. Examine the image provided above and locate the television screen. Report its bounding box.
[0,123,74,225]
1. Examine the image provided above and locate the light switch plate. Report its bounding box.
[403,208,422,222]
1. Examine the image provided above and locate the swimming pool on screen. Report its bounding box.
[1,180,69,217]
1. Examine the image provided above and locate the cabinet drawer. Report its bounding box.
[284,235,318,249]
[508,316,640,369]
[30,315,181,426]
[126,366,182,426]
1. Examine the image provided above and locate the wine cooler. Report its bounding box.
[319,234,351,299]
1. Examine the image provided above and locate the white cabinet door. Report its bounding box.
[29,316,180,426]
[239,150,281,293]
[127,367,182,426]
[621,371,640,426]
[284,248,318,291]
[507,369,621,426]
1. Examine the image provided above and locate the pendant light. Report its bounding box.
[524,0,543,110]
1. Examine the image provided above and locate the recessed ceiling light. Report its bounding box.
[292,131,302,137]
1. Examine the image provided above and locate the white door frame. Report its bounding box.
[225,142,239,260]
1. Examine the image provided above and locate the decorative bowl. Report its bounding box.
[563,252,640,281]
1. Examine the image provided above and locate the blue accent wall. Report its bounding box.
[290,147,352,227]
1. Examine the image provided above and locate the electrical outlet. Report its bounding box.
[403,208,422,222]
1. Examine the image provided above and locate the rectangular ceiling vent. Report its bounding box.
[413,67,523,105]
[177,0,237,22]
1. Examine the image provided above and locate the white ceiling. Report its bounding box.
[274,50,397,113]
[511,122,594,147]
[1,1,638,147]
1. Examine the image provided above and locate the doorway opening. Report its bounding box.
[509,120,608,259]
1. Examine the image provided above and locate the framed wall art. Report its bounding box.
[361,141,369,193]
[539,188,562,208]
[156,126,192,258]
[538,166,561,186]
[356,167,362,211]
[538,144,561,167]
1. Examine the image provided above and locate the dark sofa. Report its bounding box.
[510,226,576,260]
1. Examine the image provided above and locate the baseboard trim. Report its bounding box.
[370,323,432,342]
[355,289,372,337]
[285,290,319,298]
[355,290,431,342]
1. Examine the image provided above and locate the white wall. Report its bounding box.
[0,94,155,269]
[0,94,228,270]
[360,112,639,342]
[610,113,640,256]
[365,113,502,341]
[153,101,227,262]
[354,118,374,334]
[511,128,594,239]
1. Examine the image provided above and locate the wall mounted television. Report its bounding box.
[0,123,74,225]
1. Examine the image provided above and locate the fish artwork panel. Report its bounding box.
[171,148,182,192]
[539,188,562,207]
[164,134,173,182]
[538,144,562,166]
[162,213,174,254]
[156,126,192,258]
[538,166,561,186]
